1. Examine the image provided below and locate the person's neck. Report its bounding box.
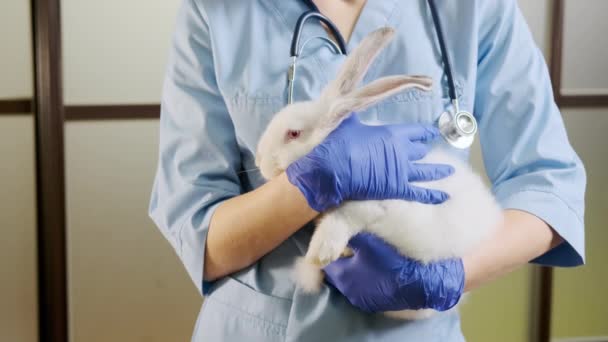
[313,0,367,43]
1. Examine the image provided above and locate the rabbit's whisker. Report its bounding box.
[238,167,260,174]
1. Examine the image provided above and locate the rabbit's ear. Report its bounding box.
[325,75,433,126]
[321,27,395,100]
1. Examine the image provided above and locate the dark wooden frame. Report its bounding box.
[550,0,608,107]
[31,0,69,341]
[0,98,33,114]
[64,104,160,120]
[530,267,554,342]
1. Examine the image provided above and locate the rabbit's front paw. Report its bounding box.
[341,247,354,258]
[308,211,355,266]
[317,239,350,266]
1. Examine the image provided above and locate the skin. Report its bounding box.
[463,209,563,292]
[204,173,318,280]
[313,0,367,42]
[204,0,564,294]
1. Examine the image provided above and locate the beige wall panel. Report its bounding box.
[0,116,38,342]
[460,268,531,342]
[61,0,181,105]
[65,120,201,342]
[0,0,33,98]
[551,109,608,339]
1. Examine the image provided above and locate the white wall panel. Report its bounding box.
[0,116,38,342]
[61,0,181,105]
[561,0,608,94]
[65,120,200,342]
[0,0,33,98]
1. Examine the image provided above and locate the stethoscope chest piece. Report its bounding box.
[438,109,477,149]
[427,0,477,149]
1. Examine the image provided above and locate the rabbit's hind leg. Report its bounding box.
[310,211,357,266]
[294,211,356,293]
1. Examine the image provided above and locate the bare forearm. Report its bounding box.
[463,209,563,292]
[204,173,318,281]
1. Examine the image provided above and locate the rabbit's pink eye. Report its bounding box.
[287,130,301,140]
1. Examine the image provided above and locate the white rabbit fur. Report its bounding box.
[255,27,502,320]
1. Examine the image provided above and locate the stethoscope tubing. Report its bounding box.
[291,0,477,148]
[427,0,457,103]
[295,0,458,104]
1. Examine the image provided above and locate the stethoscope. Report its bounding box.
[288,0,478,149]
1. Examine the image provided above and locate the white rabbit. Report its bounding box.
[255,27,502,320]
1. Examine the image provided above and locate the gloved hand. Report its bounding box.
[323,233,465,313]
[285,115,454,212]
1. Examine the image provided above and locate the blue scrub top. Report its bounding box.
[149,0,586,340]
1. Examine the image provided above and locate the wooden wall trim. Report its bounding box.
[550,0,608,107]
[538,267,554,342]
[0,102,162,119]
[31,0,69,341]
[550,0,564,103]
[530,267,554,342]
[0,98,34,114]
[64,104,160,120]
[559,95,608,108]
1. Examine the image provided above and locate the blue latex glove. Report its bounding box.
[285,115,454,212]
[324,233,465,313]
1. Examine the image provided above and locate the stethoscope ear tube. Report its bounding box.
[427,0,457,102]
[288,9,347,104]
